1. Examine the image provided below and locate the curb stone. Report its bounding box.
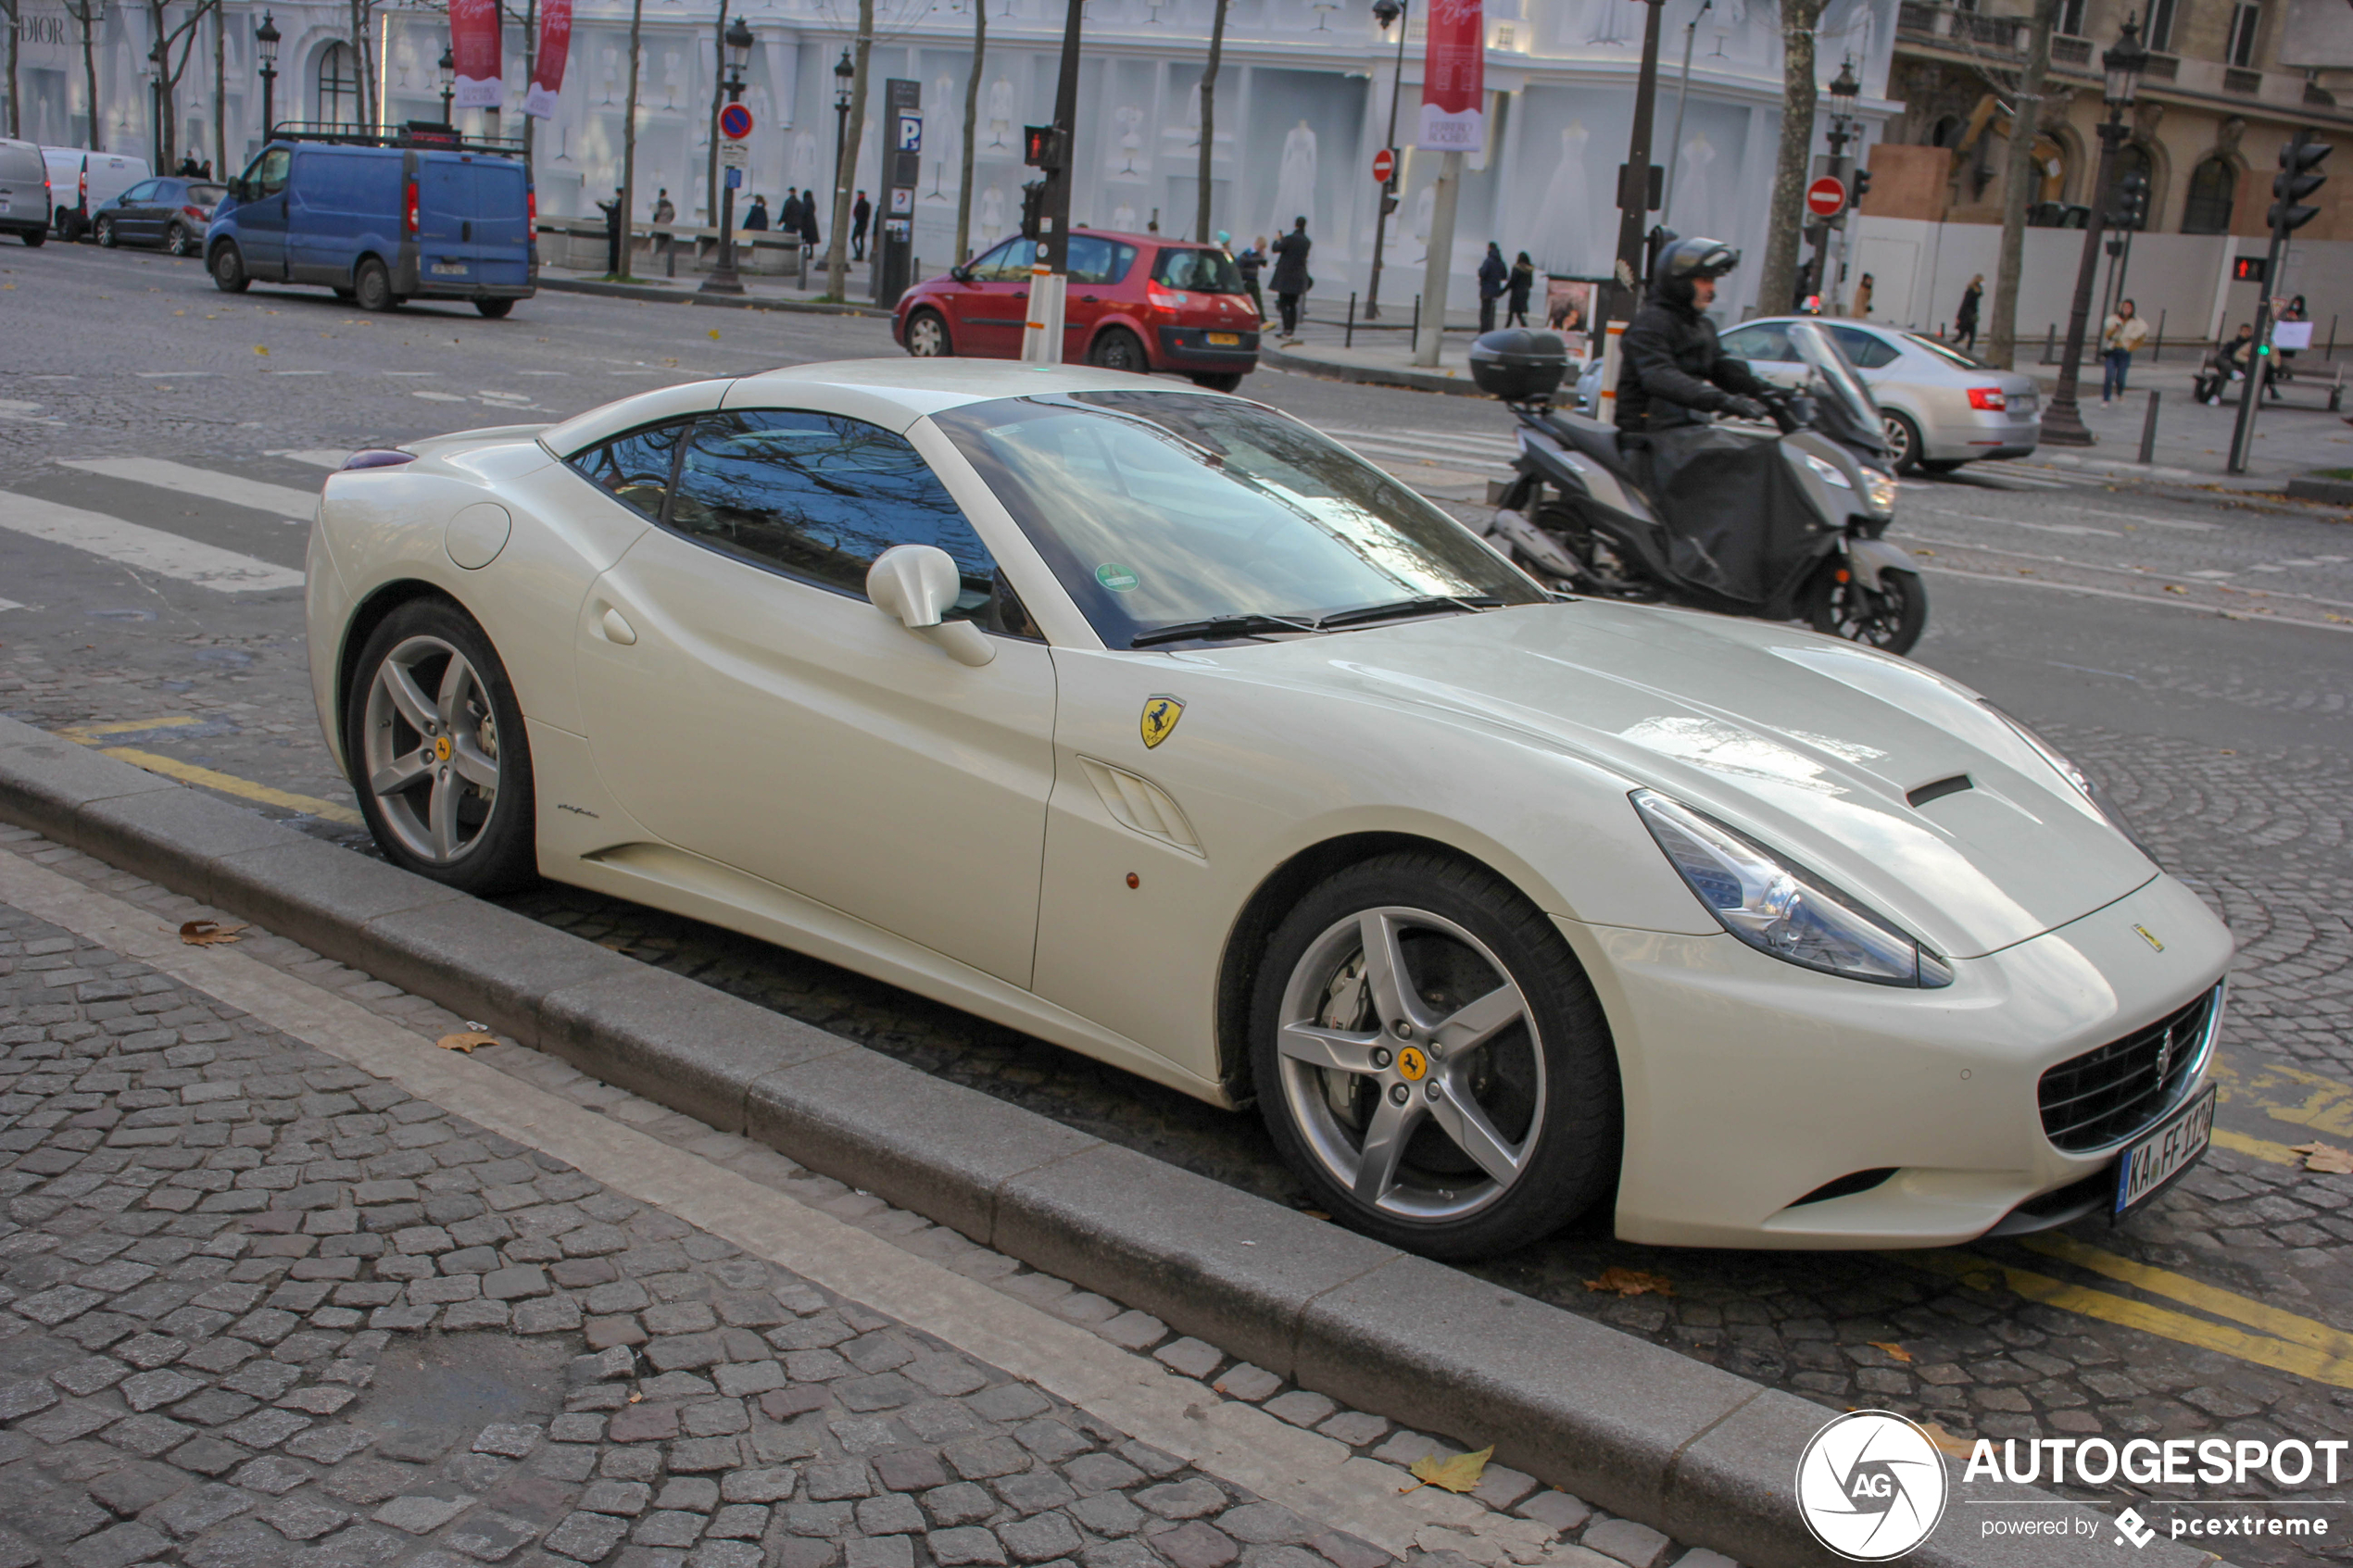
[1260,344,1489,398]
[0,713,2221,1568]
[537,275,892,319]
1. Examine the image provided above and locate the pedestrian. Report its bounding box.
[780,188,804,238]
[2276,293,2307,383]
[596,188,624,277]
[1268,216,1312,339]
[2100,297,2147,404]
[651,188,676,263]
[852,191,872,260]
[1505,251,1536,329]
[1954,273,1982,353]
[1853,272,1874,319]
[798,189,821,252]
[741,194,769,232]
[179,152,201,177]
[1237,235,1267,322]
[1477,241,1507,334]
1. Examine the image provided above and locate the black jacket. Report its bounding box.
[1269,230,1312,295]
[1614,295,1768,433]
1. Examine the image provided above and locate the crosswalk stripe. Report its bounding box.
[0,491,304,594]
[57,458,323,520]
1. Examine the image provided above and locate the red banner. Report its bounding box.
[448,0,502,111]
[1418,0,1484,154]
[525,0,572,119]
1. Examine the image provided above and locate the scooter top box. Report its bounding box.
[1469,330,1570,401]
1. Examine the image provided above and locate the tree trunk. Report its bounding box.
[521,0,536,165]
[151,2,172,166]
[620,0,644,280]
[213,1,226,174]
[1195,0,1227,243]
[1754,0,1826,320]
[703,7,723,223]
[6,0,22,140]
[954,0,983,264]
[80,0,99,149]
[1987,0,2055,370]
[824,0,873,302]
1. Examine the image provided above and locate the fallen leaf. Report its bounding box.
[708,328,722,341]
[1299,1209,1331,1222]
[438,1031,498,1053]
[1919,1422,1975,1457]
[1913,548,1935,557]
[1401,1443,1494,1495]
[178,920,245,946]
[1584,1266,1675,1298]
[2293,1141,2353,1174]
[627,1391,643,1403]
[2164,583,2189,594]
[254,345,270,356]
[1868,1341,1913,1363]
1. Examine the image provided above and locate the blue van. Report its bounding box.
[207,126,535,318]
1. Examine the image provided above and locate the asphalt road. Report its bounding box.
[7,241,2353,1561]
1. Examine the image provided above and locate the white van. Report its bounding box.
[42,147,150,240]
[0,140,51,245]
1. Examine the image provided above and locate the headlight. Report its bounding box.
[1632,791,1953,987]
[1861,468,1898,514]
[1799,451,1853,490]
[1979,703,2157,863]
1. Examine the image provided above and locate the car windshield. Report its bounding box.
[931,390,1542,647]
[1905,333,1990,370]
[1151,247,1244,294]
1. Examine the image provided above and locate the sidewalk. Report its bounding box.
[536,257,893,318]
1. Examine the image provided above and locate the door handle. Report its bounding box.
[462,220,472,242]
[599,607,637,646]
[1079,295,1100,303]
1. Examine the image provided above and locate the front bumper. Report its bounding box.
[1567,871,2233,1248]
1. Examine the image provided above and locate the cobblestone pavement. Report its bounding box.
[0,829,1733,1568]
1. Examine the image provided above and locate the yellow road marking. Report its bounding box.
[2021,1234,2353,1359]
[2210,1126,2304,1166]
[1896,1249,2353,1388]
[54,719,364,827]
[2210,1052,2353,1142]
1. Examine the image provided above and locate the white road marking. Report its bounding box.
[2069,507,2221,532]
[382,370,442,377]
[1913,561,2353,633]
[265,449,355,470]
[0,491,304,593]
[133,370,217,378]
[57,457,321,521]
[1912,507,2122,537]
[413,391,470,402]
[0,598,23,612]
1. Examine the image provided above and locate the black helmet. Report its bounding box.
[1652,235,1741,305]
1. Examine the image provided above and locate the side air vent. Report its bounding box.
[1906,773,1973,809]
[1078,759,1203,857]
[1788,1168,1897,1207]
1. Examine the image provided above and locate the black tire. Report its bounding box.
[354,257,396,312]
[905,308,952,358]
[165,222,195,257]
[1803,560,1928,656]
[210,243,249,293]
[475,297,514,320]
[94,217,117,248]
[1881,409,1924,475]
[1189,372,1245,393]
[1249,851,1621,1261]
[21,226,44,248]
[344,598,538,897]
[1088,327,1149,374]
[1916,458,1965,476]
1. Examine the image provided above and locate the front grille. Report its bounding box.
[2037,986,2219,1152]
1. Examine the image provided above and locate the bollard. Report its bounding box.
[2138,389,2160,464]
[1346,292,1357,350]
[2043,323,2057,365]
[2153,308,2165,362]
[1412,293,1421,342]
[665,232,676,279]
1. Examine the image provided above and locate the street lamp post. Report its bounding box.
[1816,56,1858,314]
[833,47,854,220]
[255,11,280,139]
[1659,0,1713,227]
[438,47,457,125]
[701,13,755,295]
[1365,0,1407,319]
[2039,15,2146,447]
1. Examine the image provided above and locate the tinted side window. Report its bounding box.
[1067,235,1138,286]
[568,420,690,521]
[971,238,1036,282]
[120,180,160,203]
[250,148,291,194]
[1151,246,1241,293]
[667,410,999,620]
[1827,326,1900,370]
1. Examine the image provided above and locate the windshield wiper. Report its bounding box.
[1127,612,1324,648]
[1313,594,1505,630]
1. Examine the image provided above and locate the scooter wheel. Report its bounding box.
[1805,563,1926,657]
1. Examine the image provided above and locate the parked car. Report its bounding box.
[91,176,226,255]
[207,126,535,317]
[1718,317,2043,475]
[42,147,150,241]
[893,230,1262,392]
[0,139,52,245]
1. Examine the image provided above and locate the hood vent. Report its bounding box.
[1906,773,1974,809]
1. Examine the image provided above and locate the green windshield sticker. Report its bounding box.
[1096,564,1140,593]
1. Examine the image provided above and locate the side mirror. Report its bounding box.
[948,264,971,282]
[865,545,996,667]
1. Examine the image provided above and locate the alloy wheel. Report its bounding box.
[1275,906,1546,1221]
[907,311,950,357]
[360,635,502,865]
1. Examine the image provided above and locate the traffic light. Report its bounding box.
[2108,170,2149,232]
[2270,131,2332,234]
[1022,124,1063,172]
[1849,168,1873,210]
[1018,180,1046,242]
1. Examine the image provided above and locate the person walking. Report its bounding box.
[741,194,769,231]
[2100,298,2147,404]
[852,192,873,261]
[780,188,804,237]
[1477,242,1508,334]
[1853,272,1874,319]
[798,188,822,253]
[1269,217,1312,339]
[596,188,624,277]
[1954,274,1982,353]
[1237,236,1268,323]
[651,188,676,264]
[1505,251,1536,329]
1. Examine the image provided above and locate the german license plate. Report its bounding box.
[1206,332,1239,346]
[2115,1084,2215,1219]
[431,262,468,276]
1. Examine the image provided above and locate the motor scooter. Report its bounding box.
[1471,322,1927,654]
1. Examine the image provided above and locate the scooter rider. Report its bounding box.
[1616,236,1771,438]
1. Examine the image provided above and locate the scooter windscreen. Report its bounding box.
[1789,321,1886,456]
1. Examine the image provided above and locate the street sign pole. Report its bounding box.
[1021,0,1084,363]
[704,96,754,295]
[872,81,921,309]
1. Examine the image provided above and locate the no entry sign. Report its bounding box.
[719,102,754,141]
[1372,146,1396,184]
[1806,175,1847,218]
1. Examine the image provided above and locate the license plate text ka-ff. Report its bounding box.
[2116,1085,2215,1218]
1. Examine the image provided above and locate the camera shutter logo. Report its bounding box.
[1795,1411,1949,1561]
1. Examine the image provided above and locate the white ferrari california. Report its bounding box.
[306,358,2233,1260]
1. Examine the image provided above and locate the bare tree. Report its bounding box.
[704,6,724,221]
[150,0,222,169]
[823,0,873,302]
[1987,0,2057,369]
[71,0,101,148]
[5,0,21,139]
[212,2,225,173]
[619,0,645,280]
[1754,0,1829,318]
[953,0,983,264]
[1194,0,1227,243]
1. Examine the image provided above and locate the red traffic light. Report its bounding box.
[1023,124,1063,171]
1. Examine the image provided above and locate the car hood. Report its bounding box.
[1182,601,2155,960]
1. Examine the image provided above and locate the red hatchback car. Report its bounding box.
[892,230,1261,391]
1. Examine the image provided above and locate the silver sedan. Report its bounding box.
[1718,317,2044,476]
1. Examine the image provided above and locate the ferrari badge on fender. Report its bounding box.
[1140,695,1185,749]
